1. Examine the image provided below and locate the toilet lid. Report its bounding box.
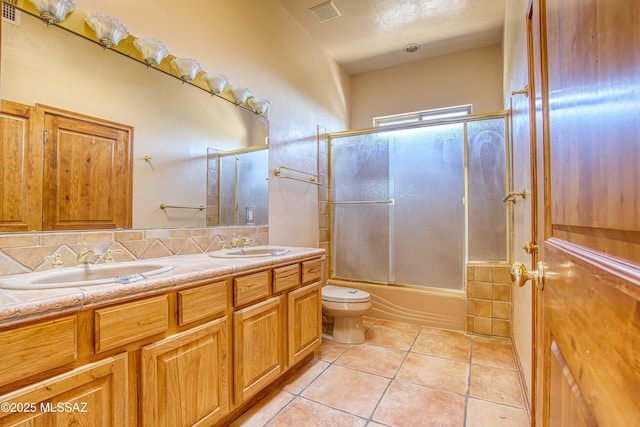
[322,285,370,303]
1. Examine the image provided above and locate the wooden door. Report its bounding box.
[529,0,640,426]
[0,100,42,232]
[41,106,132,230]
[233,295,286,403]
[140,318,230,427]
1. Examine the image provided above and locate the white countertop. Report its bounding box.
[0,246,325,327]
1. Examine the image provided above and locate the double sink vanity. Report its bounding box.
[0,245,325,426]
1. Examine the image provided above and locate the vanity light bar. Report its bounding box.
[13,0,270,118]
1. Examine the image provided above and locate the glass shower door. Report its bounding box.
[330,113,508,292]
[391,124,465,290]
[331,133,391,283]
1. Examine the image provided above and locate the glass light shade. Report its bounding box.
[249,97,271,115]
[133,37,169,67]
[27,0,76,25]
[85,13,129,49]
[204,72,229,94]
[229,85,252,105]
[170,57,201,81]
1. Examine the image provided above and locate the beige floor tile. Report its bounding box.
[363,316,377,331]
[336,343,407,377]
[373,318,422,333]
[267,398,366,427]
[397,352,469,395]
[364,324,418,350]
[411,331,472,362]
[472,338,516,370]
[280,358,329,394]
[469,364,525,408]
[301,364,390,418]
[465,398,530,427]
[231,389,294,426]
[373,380,466,426]
[315,339,350,362]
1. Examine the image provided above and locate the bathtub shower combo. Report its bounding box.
[325,112,510,333]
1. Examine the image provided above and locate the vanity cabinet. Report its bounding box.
[0,353,128,426]
[0,253,324,426]
[140,318,229,427]
[233,295,286,403]
[288,283,322,366]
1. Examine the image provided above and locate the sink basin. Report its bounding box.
[0,262,175,290]
[210,246,290,258]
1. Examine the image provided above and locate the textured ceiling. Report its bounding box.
[277,0,507,75]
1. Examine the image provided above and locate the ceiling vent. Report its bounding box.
[2,0,20,26]
[309,1,341,23]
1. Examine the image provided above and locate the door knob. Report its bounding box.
[523,240,538,254]
[510,261,546,289]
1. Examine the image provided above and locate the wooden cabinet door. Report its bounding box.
[0,353,127,427]
[0,100,41,232]
[140,318,229,427]
[42,108,132,230]
[288,282,322,366]
[528,1,640,426]
[233,295,286,403]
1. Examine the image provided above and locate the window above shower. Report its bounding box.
[373,105,473,127]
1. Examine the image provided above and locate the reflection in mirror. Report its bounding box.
[1,6,269,230]
[207,147,269,226]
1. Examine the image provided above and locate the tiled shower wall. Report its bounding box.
[466,264,512,337]
[318,127,331,281]
[0,226,268,276]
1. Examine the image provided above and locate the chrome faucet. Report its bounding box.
[77,244,102,267]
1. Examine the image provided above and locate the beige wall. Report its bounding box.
[2,0,350,246]
[503,0,534,409]
[349,45,504,129]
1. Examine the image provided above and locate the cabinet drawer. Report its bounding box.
[178,281,227,325]
[234,271,269,306]
[0,316,77,387]
[302,259,322,284]
[273,264,300,293]
[95,295,168,353]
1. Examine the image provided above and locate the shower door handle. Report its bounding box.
[510,261,546,290]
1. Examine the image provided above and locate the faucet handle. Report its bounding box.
[104,249,123,264]
[44,254,64,269]
[240,236,252,248]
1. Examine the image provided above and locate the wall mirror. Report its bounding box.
[0,3,269,230]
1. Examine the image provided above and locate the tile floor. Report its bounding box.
[231,317,531,427]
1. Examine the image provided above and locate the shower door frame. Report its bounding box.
[327,110,511,293]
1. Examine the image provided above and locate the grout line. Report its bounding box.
[463,335,475,427]
[250,318,526,426]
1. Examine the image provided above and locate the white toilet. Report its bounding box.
[322,285,371,344]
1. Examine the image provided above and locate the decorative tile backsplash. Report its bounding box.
[0,226,268,276]
[466,264,512,338]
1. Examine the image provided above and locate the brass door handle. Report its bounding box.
[523,240,538,254]
[510,261,546,289]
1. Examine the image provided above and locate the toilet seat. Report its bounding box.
[322,285,370,303]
